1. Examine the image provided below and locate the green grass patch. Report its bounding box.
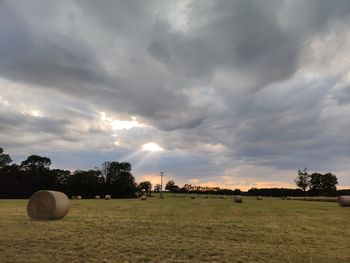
[0,196,349,262]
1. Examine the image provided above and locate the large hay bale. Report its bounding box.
[257,196,263,200]
[95,195,100,199]
[337,196,350,207]
[27,190,69,220]
[140,195,147,200]
[105,195,111,200]
[234,195,242,203]
[76,195,82,199]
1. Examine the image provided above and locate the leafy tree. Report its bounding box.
[67,170,104,197]
[295,168,310,192]
[0,147,12,167]
[154,184,162,192]
[102,161,136,197]
[309,172,338,196]
[20,155,51,172]
[137,181,152,195]
[165,180,179,192]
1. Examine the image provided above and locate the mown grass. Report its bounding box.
[0,195,349,263]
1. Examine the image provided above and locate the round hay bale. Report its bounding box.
[95,195,100,199]
[27,190,69,220]
[105,195,111,200]
[337,196,350,207]
[140,195,147,201]
[257,196,263,200]
[234,195,242,203]
[76,195,82,199]
[71,195,77,199]
[190,196,195,199]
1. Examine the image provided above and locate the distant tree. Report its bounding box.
[51,169,71,187]
[234,189,241,195]
[295,168,310,192]
[0,147,12,167]
[165,180,179,192]
[67,170,103,197]
[309,172,338,196]
[102,161,136,197]
[137,181,152,195]
[154,184,162,192]
[20,155,51,172]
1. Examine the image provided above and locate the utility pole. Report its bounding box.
[160,171,165,198]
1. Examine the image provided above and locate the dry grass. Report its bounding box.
[286,197,337,202]
[0,195,350,262]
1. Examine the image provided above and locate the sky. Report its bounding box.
[1,0,350,190]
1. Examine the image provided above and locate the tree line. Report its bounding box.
[0,147,348,198]
[0,147,138,198]
[0,147,242,198]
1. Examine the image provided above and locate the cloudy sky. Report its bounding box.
[1,0,350,190]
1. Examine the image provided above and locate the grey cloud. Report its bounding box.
[2,0,350,186]
[0,112,70,135]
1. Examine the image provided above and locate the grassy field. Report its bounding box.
[0,195,349,263]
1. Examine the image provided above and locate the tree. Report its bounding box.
[67,170,104,197]
[165,180,179,193]
[309,172,338,196]
[295,168,310,192]
[0,147,12,167]
[20,155,51,172]
[137,181,152,195]
[154,184,162,192]
[102,161,136,197]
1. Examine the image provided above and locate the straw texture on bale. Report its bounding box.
[234,195,242,203]
[95,195,100,199]
[286,196,337,202]
[27,190,69,220]
[337,196,350,207]
[140,195,147,200]
[105,195,111,200]
[257,196,263,200]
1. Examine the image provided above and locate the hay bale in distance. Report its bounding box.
[105,195,111,200]
[257,196,263,200]
[27,190,69,220]
[337,196,350,207]
[76,195,82,199]
[71,195,77,199]
[95,195,100,199]
[234,195,242,203]
[140,195,147,201]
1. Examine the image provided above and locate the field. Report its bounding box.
[0,195,350,263]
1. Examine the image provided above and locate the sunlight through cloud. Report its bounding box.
[142,142,164,152]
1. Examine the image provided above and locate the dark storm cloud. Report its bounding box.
[2,0,350,185]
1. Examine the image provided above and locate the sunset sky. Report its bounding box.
[1,0,350,190]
